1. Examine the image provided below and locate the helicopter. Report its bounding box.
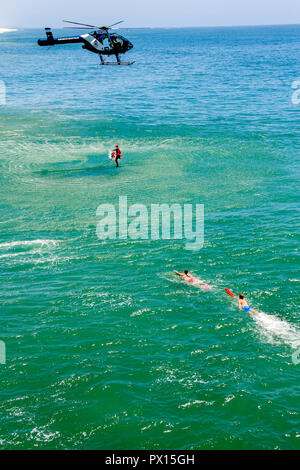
[38,20,134,65]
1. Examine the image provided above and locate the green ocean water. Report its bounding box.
[0,26,300,450]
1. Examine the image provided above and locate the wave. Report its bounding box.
[0,28,18,34]
[0,239,61,266]
[0,239,58,249]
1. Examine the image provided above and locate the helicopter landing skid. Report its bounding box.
[100,61,135,66]
[99,54,134,66]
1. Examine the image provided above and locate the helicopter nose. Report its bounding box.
[127,41,133,51]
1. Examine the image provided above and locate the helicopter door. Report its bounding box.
[102,37,111,51]
[81,34,103,52]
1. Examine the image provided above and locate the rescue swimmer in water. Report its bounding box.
[110,145,123,167]
[238,294,259,316]
[225,289,259,316]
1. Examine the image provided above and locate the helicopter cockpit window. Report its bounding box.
[111,35,123,48]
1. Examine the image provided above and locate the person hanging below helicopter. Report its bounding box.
[111,34,123,64]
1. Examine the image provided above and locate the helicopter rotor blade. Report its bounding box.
[63,20,124,30]
[108,21,124,28]
[63,20,101,28]
[63,27,97,29]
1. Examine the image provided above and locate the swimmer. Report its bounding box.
[174,270,211,290]
[238,294,259,316]
[175,270,193,281]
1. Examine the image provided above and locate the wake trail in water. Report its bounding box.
[254,312,300,349]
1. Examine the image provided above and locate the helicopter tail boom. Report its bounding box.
[38,28,83,46]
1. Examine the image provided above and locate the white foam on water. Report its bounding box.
[189,279,212,291]
[254,312,300,349]
[0,28,18,34]
[0,239,58,249]
[0,240,60,263]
